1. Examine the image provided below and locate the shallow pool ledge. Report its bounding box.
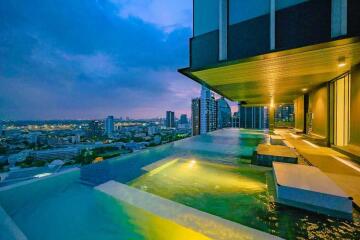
[95,181,283,240]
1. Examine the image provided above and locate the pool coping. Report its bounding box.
[95,180,283,240]
[0,168,80,192]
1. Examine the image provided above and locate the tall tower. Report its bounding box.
[200,86,216,134]
[191,98,201,136]
[165,111,175,128]
[105,116,114,137]
[216,97,232,129]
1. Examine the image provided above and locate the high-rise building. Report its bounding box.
[275,104,295,128]
[0,121,3,136]
[233,103,265,129]
[200,86,217,134]
[88,120,102,137]
[216,97,232,129]
[165,111,175,128]
[105,116,114,137]
[178,114,189,130]
[179,114,188,125]
[191,98,201,136]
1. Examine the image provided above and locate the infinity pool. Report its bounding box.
[130,159,360,239]
[0,170,210,240]
[0,129,359,240]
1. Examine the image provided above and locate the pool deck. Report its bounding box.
[274,129,360,208]
[96,181,283,240]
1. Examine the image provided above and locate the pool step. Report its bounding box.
[273,162,353,219]
[95,180,283,240]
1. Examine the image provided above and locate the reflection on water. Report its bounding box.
[100,193,212,240]
[0,176,211,240]
[130,159,360,240]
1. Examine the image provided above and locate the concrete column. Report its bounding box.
[219,0,228,61]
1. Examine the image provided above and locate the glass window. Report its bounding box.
[276,0,308,10]
[229,0,270,25]
[194,0,219,36]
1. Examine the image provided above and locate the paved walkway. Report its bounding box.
[274,129,360,208]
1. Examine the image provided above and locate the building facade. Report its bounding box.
[180,0,360,151]
[105,116,114,137]
[200,86,217,134]
[165,111,175,128]
[232,103,266,129]
[216,97,232,129]
[88,120,102,137]
[191,98,201,136]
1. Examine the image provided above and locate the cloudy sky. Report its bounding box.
[0,0,207,120]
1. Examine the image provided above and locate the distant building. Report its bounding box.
[0,122,3,136]
[165,111,175,128]
[275,104,294,127]
[71,134,81,144]
[88,120,102,137]
[233,102,265,129]
[200,86,217,134]
[216,97,232,129]
[27,132,41,144]
[178,114,189,129]
[179,114,188,124]
[105,116,114,137]
[191,98,201,136]
[32,147,80,161]
[147,126,159,136]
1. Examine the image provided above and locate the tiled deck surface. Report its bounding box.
[275,129,360,207]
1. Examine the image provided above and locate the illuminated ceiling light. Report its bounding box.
[338,56,346,67]
[270,98,275,108]
[302,88,308,92]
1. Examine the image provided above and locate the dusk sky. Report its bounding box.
[0,0,222,120]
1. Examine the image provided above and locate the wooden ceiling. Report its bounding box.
[184,38,360,105]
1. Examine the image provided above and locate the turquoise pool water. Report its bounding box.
[130,159,360,240]
[0,170,211,240]
[1,129,359,240]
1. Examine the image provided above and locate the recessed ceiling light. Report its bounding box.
[302,88,308,92]
[338,56,346,67]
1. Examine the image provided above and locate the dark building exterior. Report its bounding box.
[165,111,175,128]
[275,104,295,128]
[88,120,102,137]
[232,103,266,129]
[191,98,201,136]
[216,97,232,129]
[179,114,189,125]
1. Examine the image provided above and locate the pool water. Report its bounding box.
[0,170,211,240]
[129,159,360,240]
